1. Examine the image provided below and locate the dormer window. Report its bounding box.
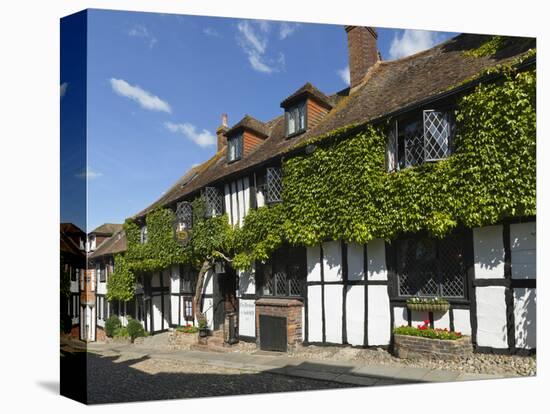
[227,134,243,163]
[285,102,306,137]
[386,110,454,172]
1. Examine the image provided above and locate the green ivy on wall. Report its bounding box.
[107,57,535,300]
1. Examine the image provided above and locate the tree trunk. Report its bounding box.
[193,259,212,322]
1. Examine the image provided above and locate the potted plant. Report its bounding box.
[406,296,450,312]
[197,315,208,337]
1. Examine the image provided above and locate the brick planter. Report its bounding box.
[255,298,303,351]
[394,334,473,360]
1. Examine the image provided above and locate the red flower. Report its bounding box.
[423,319,430,325]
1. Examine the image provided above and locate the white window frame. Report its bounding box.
[285,102,306,136]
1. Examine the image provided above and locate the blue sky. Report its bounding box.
[61,9,457,232]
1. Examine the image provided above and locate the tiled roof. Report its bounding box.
[90,223,123,236]
[280,82,334,109]
[133,33,535,220]
[89,230,127,259]
[225,114,269,138]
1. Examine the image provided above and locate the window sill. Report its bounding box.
[286,129,306,139]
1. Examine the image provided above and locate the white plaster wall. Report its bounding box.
[307,285,323,342]
[230,181,239,227]
[393,306,408,328]
[201,298,214,330]
[513,288,536,349]
[323,241,342,282]
[307,246,321,282]
[433,311,450,330]
[97,281,107,295]
[346,285,364,346]
[242,177,250,220]
[324,284,343,344]
[476,286,508,348]
[367,239,387,281]
[170,264,180,293]
[301,307,305,341]
[70,280,79,292]
[237,179,245,227]
[368,285,391,345]
[163,294,170,329]
[473,225,505,279]
[347,242,364,281]
[91,306,96,341]
[152,296,163,332]
[452,309,472,336]
[238,269,255,296]
[224,183,232,225]
[203,270,214,295]
[511,222,536,280]
[171,295,179,326]
[238,299,255,337]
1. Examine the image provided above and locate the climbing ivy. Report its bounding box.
[107,58,535,300]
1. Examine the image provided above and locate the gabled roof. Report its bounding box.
[89,230,127,259]
[90,223,123,236]
[133,33,535,220]
[225,114,269,138]
[280,82,334,109]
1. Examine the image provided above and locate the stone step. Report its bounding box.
[207,336,225,346]
[190,343,231,353]
[212,330,224,338]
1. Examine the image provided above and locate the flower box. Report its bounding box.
[407,302,450,312]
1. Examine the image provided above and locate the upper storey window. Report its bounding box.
[140,225,148,244]
[285,102,306,137]
[227,134,243,163]
[386,110,454,171]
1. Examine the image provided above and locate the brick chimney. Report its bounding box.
[345,26,379,89]
[216,113,229,151]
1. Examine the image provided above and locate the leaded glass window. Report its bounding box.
[227,134,243,162]
[286,102,306,136]
[266,167,283,203]
[258,246,306,298]
[396,233,466,299]
[175,201,193,230]
[180,266,196,294]
[387,110,453,171]
[203,187,223,217]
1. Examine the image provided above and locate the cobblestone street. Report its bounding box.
[85,351,357,404]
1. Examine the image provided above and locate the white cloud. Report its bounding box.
[110,78,171,113]
[60,82,68,98]
[203,27,219,37]
[389,29,442,60]
[337,66,350,85]
[279,22,300,40]
[75,167,102,180]
[236,20,284,74]
[164,122,216,148]
[127,24,157,48]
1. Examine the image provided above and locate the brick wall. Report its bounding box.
[255,298,303,348]
[394,334,473,360]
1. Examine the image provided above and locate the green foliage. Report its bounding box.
[106,255,135,302]
[394,325,463,340]
[126,317,146,342]
[105,315,121,338]
[198,315,208,330]
[114,326,129,338]
[464,36,506,58]
[177,325,199,334]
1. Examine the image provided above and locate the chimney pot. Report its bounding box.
[345,26,379,89]
[221,113,228,127]
[217,113,229,151]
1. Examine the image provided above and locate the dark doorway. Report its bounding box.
[212,267,238,332]
[259,315,287,352]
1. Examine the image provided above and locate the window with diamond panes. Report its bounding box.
[203,187,223,217]
[175,201,193,230]
[396,233,466,299]
[387,109,453,171]
[258,246,305,298]
[266,167,283,203]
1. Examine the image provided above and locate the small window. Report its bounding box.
[70,266,76,282]
[140,225,148,244]
[203,187,223,217]
[183,297,194,322]
[386,110,453,171]
[227,134,243,162]
[286,102,306,136]
[175,201,193,231]
[99,264,106,283]
[266,167,283,203]
[258,246,306,298]
[180,266,196,294]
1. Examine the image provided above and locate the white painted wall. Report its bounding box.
[238,269,255,296]
[323,241,342,282]
[225,178,252,227]
[238,299,255,337]
[346,285,364,346]
[201,297,214,330]
[452,309,471,336]
[203,270,213,295]
[473,225,505,279]
[307,246,321,282]
[307,285,323,342]
[476,286,508,348]
[237,178,245,227]
[367,239,387,281]
[324,284,343,344]
[510,222,536,280]
[347,242,364,281]
[152,296,163,332]
[230,181,238,226]
[171,295,179,326]
[393,306,408,328]
[368,285,391,345]
[513,287,536,349]
[433,310,450,330]
[70,280,79,293]
[170,264,180,293]
[163,293,170,329]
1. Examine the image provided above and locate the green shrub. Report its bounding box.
[127,317,146,342]
[176,325,199,334]
[114,326,129,338]
[105,315,121,337]
[394,325,463,340]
